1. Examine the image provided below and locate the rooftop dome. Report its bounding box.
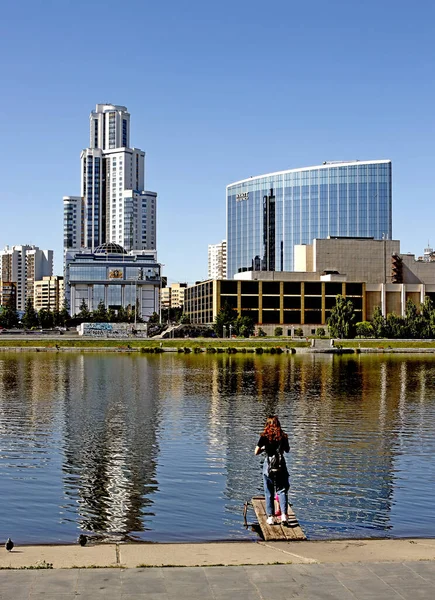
[94,243,127,255]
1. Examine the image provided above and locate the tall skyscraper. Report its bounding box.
[64,104,157,253]
[208,240,227,279]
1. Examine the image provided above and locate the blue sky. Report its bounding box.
[1,0,434,283]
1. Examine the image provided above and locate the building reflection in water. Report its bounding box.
[2,352,435,542]
[212,353,435,538]
[61,354,161,536]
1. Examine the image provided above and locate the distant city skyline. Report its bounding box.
[1,1,434,283]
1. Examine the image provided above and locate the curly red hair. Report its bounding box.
[262,416,288,442]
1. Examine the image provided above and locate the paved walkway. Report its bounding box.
[2,540,435,599]
[2,539,435,569]
[2,561,435,599]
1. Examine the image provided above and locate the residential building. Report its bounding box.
[64,104,157,253]
[64,243,161,320]
[208,240,227,279]
[160,286,171,310]
[170,283,187,308]
[0,245,53,310]
[0,282,16,308]
[159,282,187,310]
[226,160,392,278]
[34,276,65,311]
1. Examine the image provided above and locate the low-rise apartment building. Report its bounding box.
[159,282,187,310]
[34,276,65,311]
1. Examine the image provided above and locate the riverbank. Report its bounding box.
[0,337,308,353]
[3,337,435,354]
[1,539,435,569]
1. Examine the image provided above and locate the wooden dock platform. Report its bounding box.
[251,495,306,541]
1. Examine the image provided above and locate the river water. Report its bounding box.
[0,352,434,544]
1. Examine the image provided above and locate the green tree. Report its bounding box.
[371,306,386,338]
[274,326,283,336]
[59,301,70,327]
[52,307,61,327]
[148,312,160,324]
[180,313,191,324]
[0,298,19,329]
[234,315,255,338]
[22,298,39,329]
[257,328,267,337]
[77,299,91,321]
[405,299,421,339]
[385,313,406,338]
[133,298,144,324]
[107,307,117,323]
[172,307,183,323]
[316,327,326,337]
[93,300,108,322]
[294,327,303,337]
[116,306,127,322]
[327,295,356,339]
[38,307,54,329]
[213,302,236,337]
[420,296,435,338]
[355,321,374,338]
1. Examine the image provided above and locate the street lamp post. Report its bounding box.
[229,324,232,338]
[134,278,137,329]
[158,264,165,324]
[223,325,226,339]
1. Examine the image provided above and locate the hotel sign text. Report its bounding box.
[236,192,249,201]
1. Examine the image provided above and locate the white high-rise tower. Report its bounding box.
[208,240,227,279]
[64,104,157,253]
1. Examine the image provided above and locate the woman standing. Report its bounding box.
[255,416,290,525]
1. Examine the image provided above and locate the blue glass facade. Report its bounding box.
[226,160,392,278]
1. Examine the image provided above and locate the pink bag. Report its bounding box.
[274,494,281,516]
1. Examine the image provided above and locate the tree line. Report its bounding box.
[213,303,255,337]
[328,294,435,339]
[0,298,70,329]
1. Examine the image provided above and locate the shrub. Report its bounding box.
[257,328,267,337]
[355,321,374,338]
[294,327,303,337]
[274,327,283,337]
[316,327,326,338]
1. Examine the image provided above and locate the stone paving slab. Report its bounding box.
[1,562,435,599]
[2,539,435,570]
[0,544,118,569]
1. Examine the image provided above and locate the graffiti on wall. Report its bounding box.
[79,322,147,338]
[83,323,113,332]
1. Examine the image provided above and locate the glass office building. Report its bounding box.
[64,243,161,319]
[226,160,392,278]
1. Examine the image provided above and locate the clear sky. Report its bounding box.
[1,0,434,284]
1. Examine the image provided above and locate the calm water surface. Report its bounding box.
[0,352,434,543]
